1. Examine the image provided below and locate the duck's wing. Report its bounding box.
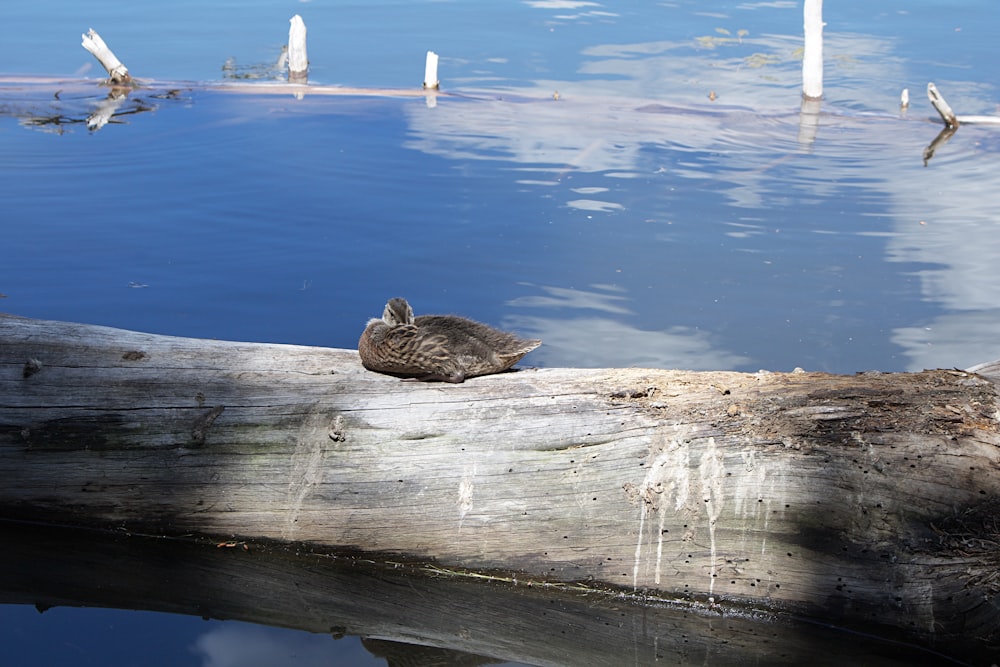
[414,315,542,375]
[373,324,464,379]
[360,323,417,372]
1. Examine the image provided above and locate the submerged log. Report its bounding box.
[0,313,998,663]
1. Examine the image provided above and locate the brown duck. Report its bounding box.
[358,297,541,383]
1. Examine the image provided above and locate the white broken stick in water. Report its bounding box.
[81,29,131,85]
[423,51,440,90]
[927,82,1000,127]
[288,15,308,82]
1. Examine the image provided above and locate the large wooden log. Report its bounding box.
[1,313,998,662]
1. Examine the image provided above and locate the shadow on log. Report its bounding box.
[0,313,998,664]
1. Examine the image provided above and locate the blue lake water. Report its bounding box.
[2,0,999,664]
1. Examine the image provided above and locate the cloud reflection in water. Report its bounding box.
[507,285,750,370]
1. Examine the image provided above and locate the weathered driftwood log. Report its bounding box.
[1,313,998,664]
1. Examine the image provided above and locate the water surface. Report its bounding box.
[2,0,999,664]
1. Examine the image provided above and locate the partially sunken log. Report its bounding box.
[1,313,998,663]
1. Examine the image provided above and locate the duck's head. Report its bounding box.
[382,297,415,326]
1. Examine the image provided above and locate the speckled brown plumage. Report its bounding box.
[358,297,541,383]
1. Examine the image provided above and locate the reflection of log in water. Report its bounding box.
[361,638,499,667]
[0,314,998,664]
[0,521,970,666]
[0,80,168,133]
[922,126,958,166]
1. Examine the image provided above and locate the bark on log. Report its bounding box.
[1,313,998,663]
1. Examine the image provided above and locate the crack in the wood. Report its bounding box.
[399,432,445,441]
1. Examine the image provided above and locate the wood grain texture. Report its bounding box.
[1,313,998,661]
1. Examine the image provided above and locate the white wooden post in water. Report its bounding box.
[423,50,440,89]
[927,83,959,128]
[288,14,308,83]
[80,29,131,85]
[801,0,823,100]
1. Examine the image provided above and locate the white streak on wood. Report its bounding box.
[633,434,690,588]
[735,449,765,553]
[80,29,130,84]
[654,498,666,586]
[283,406,329,540]
[458,464,475,524]
[424,51,440,90]
[631,489,648,589]
[802,0,823,100]
[288,15,308,82]
[699,437,725,597]
[632,447,671,589]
